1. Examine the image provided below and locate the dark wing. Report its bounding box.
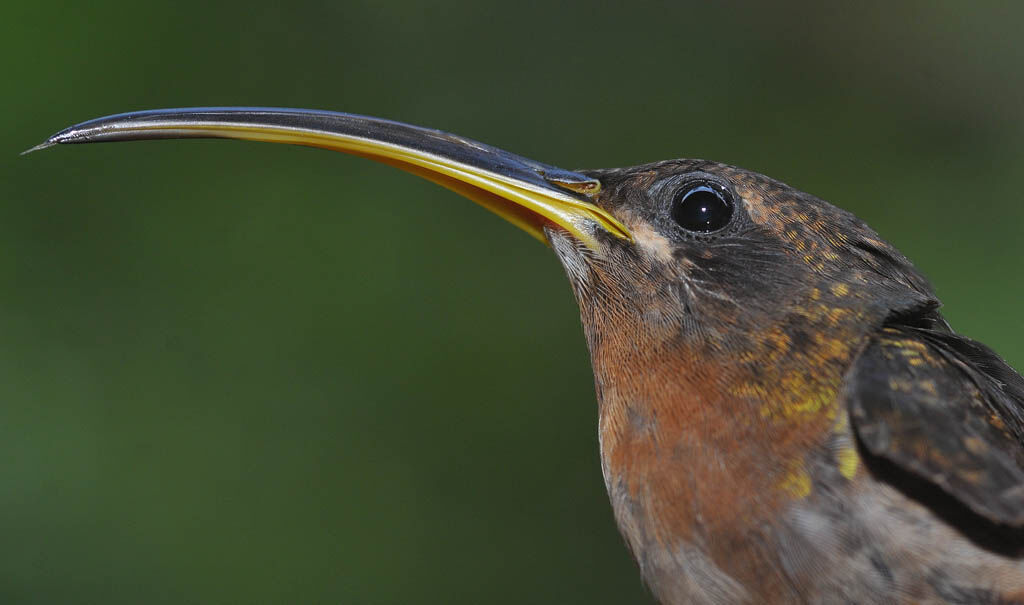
[844,324,1024,525]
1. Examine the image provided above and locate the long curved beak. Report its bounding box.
[27,107,631,249]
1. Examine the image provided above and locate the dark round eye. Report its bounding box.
[670,183,734,233]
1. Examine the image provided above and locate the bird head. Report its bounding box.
[549,158,938,357]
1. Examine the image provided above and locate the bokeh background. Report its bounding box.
[3,2,1024,603]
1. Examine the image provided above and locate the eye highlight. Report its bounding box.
[670,182,734,233]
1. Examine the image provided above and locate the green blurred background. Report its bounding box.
[3,1,1023,603]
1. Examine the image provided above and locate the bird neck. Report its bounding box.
[578,293,872,592]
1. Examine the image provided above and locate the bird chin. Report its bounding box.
[544,226,597,292]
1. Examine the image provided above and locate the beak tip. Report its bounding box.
[21,140,57,156]
[21,128,73,155]
[23,122,86,156]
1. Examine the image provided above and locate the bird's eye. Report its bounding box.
[670,183,734,233]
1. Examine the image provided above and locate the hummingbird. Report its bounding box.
[29,108,1024,604]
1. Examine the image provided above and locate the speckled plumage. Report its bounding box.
[547,159,1024,604]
